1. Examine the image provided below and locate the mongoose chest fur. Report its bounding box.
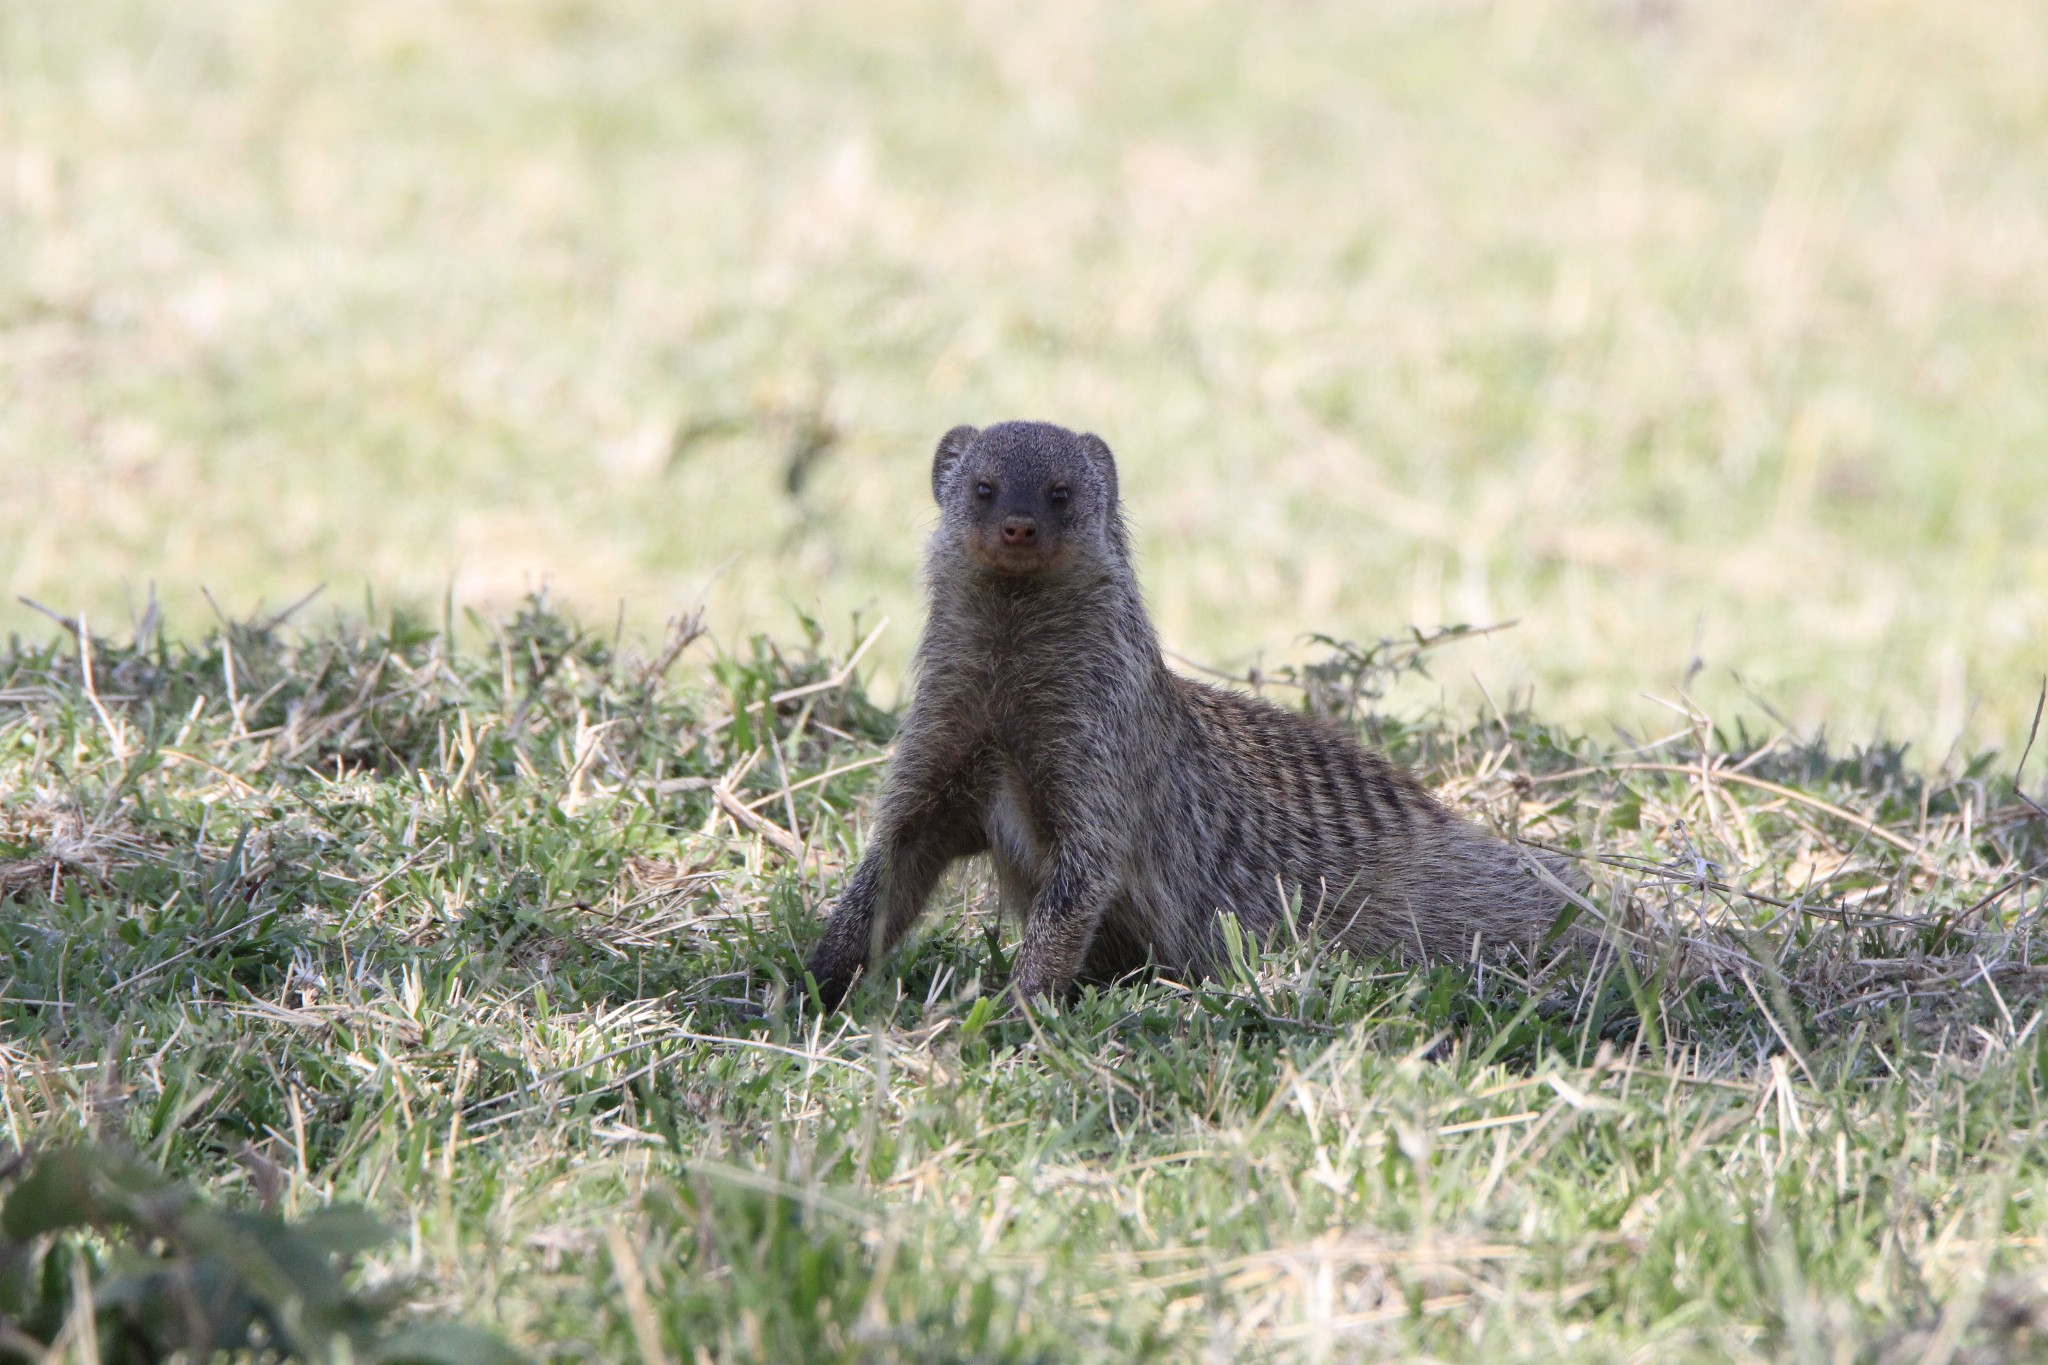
[803,421,1584,1010]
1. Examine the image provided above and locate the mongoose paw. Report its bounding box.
[1002,972,1072,1020]
[998,991,1042,1023]
[803,957,861,1014]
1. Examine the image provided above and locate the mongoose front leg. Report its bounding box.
[1008,839,1118,1007]
[804,798,986,1011]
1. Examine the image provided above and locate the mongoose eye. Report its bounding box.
[975,481,994,500]
[1049,484,1070,504]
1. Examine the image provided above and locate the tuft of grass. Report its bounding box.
[3,599,2047,1360]
[0,1145,522,1363]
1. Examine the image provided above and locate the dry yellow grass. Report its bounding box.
[3,0,2045,757]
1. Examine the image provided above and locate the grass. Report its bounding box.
[4,599,2048,1360]
[4,0,2048,756]
[5,1,2048,1356]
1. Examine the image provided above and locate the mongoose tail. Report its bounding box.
[803,421,1592,1011]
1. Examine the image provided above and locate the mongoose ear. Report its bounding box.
[1079,433,1119,507]
[931,425,979,504]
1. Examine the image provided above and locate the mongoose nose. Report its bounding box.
[1000,517,1038,546]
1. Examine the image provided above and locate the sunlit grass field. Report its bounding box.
[3,606,2047,1360]
[6,1,2048,1361]
[4,0,2045,756]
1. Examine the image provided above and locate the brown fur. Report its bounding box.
[804,421,1588,1009]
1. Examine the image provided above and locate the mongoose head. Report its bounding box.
[929,421,1127,580]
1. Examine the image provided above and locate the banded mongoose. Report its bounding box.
[804,421,1587,1010]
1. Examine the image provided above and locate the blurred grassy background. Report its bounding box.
[3,0,2044,758]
